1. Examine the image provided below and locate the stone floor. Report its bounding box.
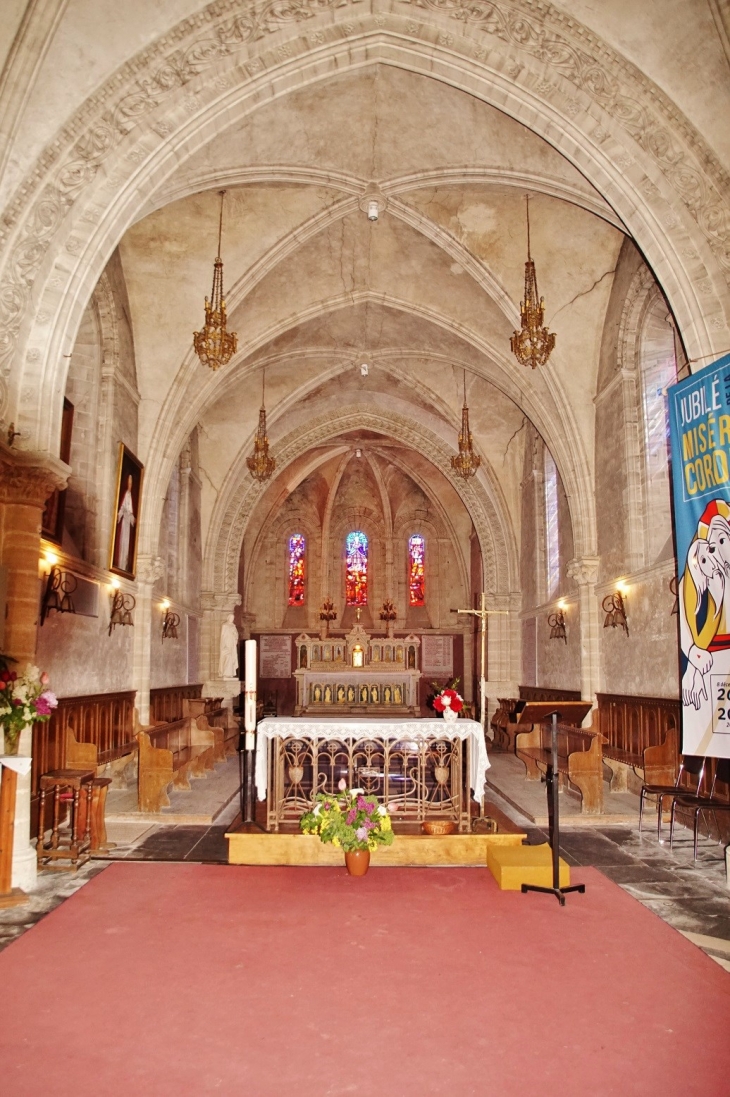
[2,779,728,972]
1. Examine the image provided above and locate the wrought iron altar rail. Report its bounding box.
[267,735,469,833]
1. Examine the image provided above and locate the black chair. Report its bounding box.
[639,754,707,840]
[670,758,730,859]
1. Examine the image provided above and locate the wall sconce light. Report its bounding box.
[669,575,678,615]
[109,587,135,635]
[43,549,59,567]
[548,608,567,642]
[41,566,77,625]
[162,602,180,641]
[602,590,629,636]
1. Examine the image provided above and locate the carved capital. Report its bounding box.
[567,556,600,587]
[135,553,165,585]
[0,442,69,507]
[200,590,241,614]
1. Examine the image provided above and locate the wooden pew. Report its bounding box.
[515,722,606,814]
[136,715,218,813]
[490,698,526,752]
[597,693,680,792]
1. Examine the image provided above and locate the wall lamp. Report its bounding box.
[602,587,629,636]
[109,580,135,635]
[41,565,77,624]
[161,600,180,641]
[548,601,567,642]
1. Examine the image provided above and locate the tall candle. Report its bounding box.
[244,639,257,735]
[244,639,257,691]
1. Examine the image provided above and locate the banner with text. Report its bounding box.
[668,352,730,758]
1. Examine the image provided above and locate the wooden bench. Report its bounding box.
[137,714,219,813]
[596,693,680,792]
[490,698,526,752]
[515,722,606,814]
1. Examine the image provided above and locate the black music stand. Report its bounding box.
[516,701,592,906]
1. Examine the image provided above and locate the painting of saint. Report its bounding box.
[109,444,144,579]
[360,685,368,704]
[324,685,333,704]
[384,686,392,704]
[337,685,346,704]
[347,685,356,703]
[370,685,379,703]
[394,685,402,705]
[313,684,322,703]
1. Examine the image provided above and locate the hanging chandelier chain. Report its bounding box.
[451,369,481,480]
[510,194,556,370]
[193,188,237,371]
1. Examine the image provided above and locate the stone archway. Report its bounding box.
[1,1,729,454]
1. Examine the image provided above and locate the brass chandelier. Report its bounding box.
[193,190,237,371]
[247,369,276,482]
[510,196,556,369]
[450,371,481,480]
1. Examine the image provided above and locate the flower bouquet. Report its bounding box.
[0,660,58,754]
[300,780,395,875]
[432,686,464,722]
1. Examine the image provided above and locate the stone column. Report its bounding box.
[483,592,521,727]
[132,554,164,726]
[0,442,69,891]
[567,556,601,707]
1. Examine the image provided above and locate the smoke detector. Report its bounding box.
[359,188,386,222]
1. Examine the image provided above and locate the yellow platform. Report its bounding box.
[226,830,526,867]
[487,842,570,890]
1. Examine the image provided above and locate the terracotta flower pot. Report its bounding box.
[344,849,370,876]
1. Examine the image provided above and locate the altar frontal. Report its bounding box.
[255,716,490,833]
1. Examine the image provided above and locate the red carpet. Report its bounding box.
[0,864,729,1096]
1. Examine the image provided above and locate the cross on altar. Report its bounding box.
[451,593,508,734]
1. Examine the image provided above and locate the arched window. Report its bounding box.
[287,534,306,606]
[544,449,560,599]
[408,534,425,606]
[639,298,677,560]
[345,531,368,605]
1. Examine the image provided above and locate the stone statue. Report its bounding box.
[218,614,239,679]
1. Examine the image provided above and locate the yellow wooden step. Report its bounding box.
[487,842,570,890]
[226,830,526,867]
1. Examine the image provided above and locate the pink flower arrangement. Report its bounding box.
[1,661,57,751]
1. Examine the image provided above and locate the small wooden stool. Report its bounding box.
[76,777,114,852]
[37,770,94,870]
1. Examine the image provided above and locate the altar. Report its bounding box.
[256,716,490,833]
[293,623,421,715]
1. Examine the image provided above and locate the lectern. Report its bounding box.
[516,701,593,905]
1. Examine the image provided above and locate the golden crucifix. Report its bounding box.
[451,593,508,734]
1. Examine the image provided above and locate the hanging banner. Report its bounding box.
[668,352,730,758]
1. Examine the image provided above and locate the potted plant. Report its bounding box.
[300,779,395,875]
[432,686,464,723]
[0,659,58,755]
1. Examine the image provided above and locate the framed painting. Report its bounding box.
[109,444,144,579]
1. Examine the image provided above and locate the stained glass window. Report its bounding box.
[345,531,368,605]
[288,534,306,606]
[544,449,560,599]
[408,534,425,606]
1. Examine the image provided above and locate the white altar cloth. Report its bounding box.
[255,717,489,802]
